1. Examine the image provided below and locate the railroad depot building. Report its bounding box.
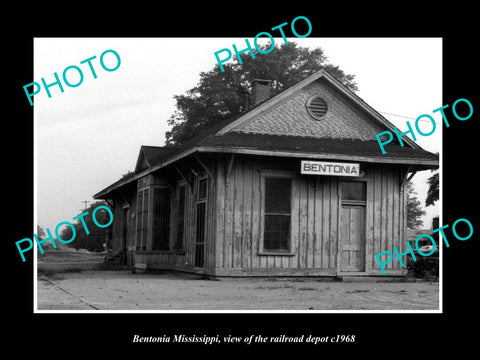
[93,70,438,278]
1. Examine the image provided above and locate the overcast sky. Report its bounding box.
[34,37,442,233]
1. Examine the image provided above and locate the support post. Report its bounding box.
[194,154,214,180]
[174,164,194,192]
[226,154,235,186]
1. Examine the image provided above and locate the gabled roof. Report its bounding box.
[215,69,420,149]
[95,146,183,199]
[134,146,178,173]
[198,133,438,165]
[94,69,438,200]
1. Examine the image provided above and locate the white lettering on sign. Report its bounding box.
[301,161,360,177]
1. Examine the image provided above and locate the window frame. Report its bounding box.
[340,180,367,206]
[258,170,296,256]
[151,186,171,252]
[174,182,187,252]
[135,175,172,253]
[198,177,208,201]
[194,175,208,268]
[135,186,150,252]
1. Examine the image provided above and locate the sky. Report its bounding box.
[34,37,442,233]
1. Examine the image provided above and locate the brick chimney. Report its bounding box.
[251,79,272,107]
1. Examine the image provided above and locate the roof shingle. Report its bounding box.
[199,132,438,162]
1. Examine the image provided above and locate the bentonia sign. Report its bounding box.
[301,160,360,177]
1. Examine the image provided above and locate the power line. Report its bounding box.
[379,111,415,120]
[379,111,440,124]
[81,200,91,212]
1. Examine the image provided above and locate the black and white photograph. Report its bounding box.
[7,7,478,355]
[33,37,441,312]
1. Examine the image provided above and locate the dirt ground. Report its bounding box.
[36,270,439,311]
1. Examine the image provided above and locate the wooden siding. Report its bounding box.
[109,184,137,254]
[368,165,407,274]
[214,155,340,275]
[214,155,408,276]
[133,164,217,274]
[112,154,408,277]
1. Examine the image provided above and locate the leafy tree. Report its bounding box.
[121,170,134,179]
[36,225,46,240]
[407,182,426,229]
[165,42,358,146]
[425,171,439,207]
[59,200,111,252]
[35,225,55,251]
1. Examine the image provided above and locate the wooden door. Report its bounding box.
[340,204,366,272]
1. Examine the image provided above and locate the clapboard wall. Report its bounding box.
[126,153,409,277]
[213,154,408,276]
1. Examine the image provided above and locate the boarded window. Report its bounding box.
[152,188,171,251]
[175,185,186,251]
[264,178,291,251]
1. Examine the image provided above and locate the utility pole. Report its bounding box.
[81,200,91,212]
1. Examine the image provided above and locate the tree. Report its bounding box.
[59,200,111,252]
[36,225,54,251]
[407,182,426,229]
[121,170,134,179]
[425,171,439,207]
[36,225,46,240]
[165,42,358,146]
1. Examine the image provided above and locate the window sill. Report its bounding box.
[258,251,296,256]
[341,200,366,206]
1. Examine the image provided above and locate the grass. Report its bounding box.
[38,249,105,263]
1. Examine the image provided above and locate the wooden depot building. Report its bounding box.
[93,69,439,278]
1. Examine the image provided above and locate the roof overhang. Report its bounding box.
[94,144,438,199]
[196,146,439,168]
[93,146,197,199]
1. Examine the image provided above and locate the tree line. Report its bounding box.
[37,201,110,252]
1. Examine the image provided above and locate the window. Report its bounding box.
[198,178,208,200]
[341,181,366,203]
[135,177,172,252]
[195,201,206,267]
[152,188,171,251]
[136,188,149,251]
[175,185,186,251]
[263,177,292,252]
[195,178,208,268]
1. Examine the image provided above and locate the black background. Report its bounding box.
[6,4,478,356]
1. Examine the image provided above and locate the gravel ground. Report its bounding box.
[36,270,439,311]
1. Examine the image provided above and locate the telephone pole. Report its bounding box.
[81,200,91,212]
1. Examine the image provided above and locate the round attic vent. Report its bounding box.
[306,95,328,120]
